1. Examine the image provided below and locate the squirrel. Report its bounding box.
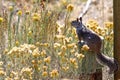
[71,17,118,74]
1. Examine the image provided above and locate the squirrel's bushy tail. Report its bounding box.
[96,53,118,74]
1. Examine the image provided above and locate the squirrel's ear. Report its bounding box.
[79,17,82,22]
[77,18,79,22]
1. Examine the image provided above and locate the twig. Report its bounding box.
[78,0,92,18]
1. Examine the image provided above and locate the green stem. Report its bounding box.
[8,12,13,49]
[16,16,20,42]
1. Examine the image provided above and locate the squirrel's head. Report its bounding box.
[71,17,83,29]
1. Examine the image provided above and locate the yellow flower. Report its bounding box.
[31,60,36,65]
[81,44,89,51]
[61,45,67,51]
[25,11,30,15]
[3,49,9,54]
[40,50,46,57]
[10,71,17,78]
[62,66,69,71]
[32,48,40,57]
[50,69,59,78]
[72,28,76,35]
[0,61,3,66]
[47,11,52,17]
[21,67,32,77]
[8,6,13,11]
[67,4,74,12]
[70,49,75,54]
[15,41,19,46]
[86,19,98,31]
[0,70,5,76]
[5,77,12,80]
[44,56,51,64]
[43,66,48,71]
[43,43,49,47]
[75,53,85,59]
[38,60,42,64]
[61,0,67,6]
[55,35,65,40]
[58,52,64,56]
[0,17,3,23]
[54,43,61,49]
[32,13,40,21]
[110,31,114,37]
[66,43,76,48]
[28,30,32,37]
[61,57,68,63]
[42,71,48,77]
[96,27,103,34]
[105,36,112,41]
[105,22,113,29]
[32,16,40,21]
[35,42,40,47]
[70,58,76,64]
[17,10,22,16]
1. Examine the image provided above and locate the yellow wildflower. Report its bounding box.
[110,31,114,37]
[25,11,30,15]
[15,41,19,46]
[21,67,32,75]
[38,60,42,64]
[17,10,22,16]
[28,30,32,37]
[43,66,48,71]
[31,60,36,64]
[74,63,78,69]
[32,13,40,21]
[47,11,52,17]
[61,57,68,63]
[72,28,76,35]
[58,52,64,56]
[96,27,103,34]
[35,42,40,47]
[105,36,112,41]
[5,77,12,80]
[62,66,69,71]
[54,43,61,49]
[75,53,85,59]
[70,49,75,54]
[0,70,5,76]
[8,6,13,11]
[40,50,46,57]
[70,58,76,64]
[43,43,49,47]
[61,0,67,6]
[50,69,59,78]
[44,56,51,64]
[86,19,98,31]
[67,4,74,12]
[10,71,17,78]
[61,45,67,51]
[105,22,113,29]
[3,49,9,54]
[0,17,3,23]
[55,35,65,40]
[0,61,3,66]
[66,43,76,48]
[81,44,89,51]
[42,71,48,77]
[32,48,40,57]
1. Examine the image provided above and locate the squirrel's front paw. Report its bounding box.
[78,41,85,47]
